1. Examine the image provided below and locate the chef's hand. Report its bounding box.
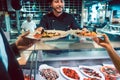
[92,34,112,49]
[15,31,38,51]
[36,27,44,34]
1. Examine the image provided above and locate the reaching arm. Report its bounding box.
[15,31,38,52]
[93,34,120,73]
[106,46,120,73]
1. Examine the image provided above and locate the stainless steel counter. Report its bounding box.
[35,49,120,62]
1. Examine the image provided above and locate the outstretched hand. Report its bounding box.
[92,34,112,49]
[15,31,38,51]
[35,27,44,34]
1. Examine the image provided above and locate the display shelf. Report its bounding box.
[20,39,120,80]
[26,49,120,80]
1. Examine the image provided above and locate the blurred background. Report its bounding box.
[0,0,120,41]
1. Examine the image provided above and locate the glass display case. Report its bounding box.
[21,34,120,80]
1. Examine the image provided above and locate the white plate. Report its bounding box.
[60,66,81,80]
[39,64,56,71]
[79,66,105,80]
[38,64,59,80]
[26,30,68,41]
[67,29,82,35]
[73,33,102,39]
[67,29,102,38]
[100,66,120,77]
[42,30,68,41]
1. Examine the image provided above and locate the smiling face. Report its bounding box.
[50,0,65,14]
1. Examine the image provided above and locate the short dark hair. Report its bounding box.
[48,0,53,3]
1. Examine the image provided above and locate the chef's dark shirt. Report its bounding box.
[39,12,80,31]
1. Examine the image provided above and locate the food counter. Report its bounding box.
[22,49,120,80]
[36,65,119,80]
[19,30,120,80]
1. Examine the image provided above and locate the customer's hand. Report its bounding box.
[15,31,38,51]
[92,34,112,49]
